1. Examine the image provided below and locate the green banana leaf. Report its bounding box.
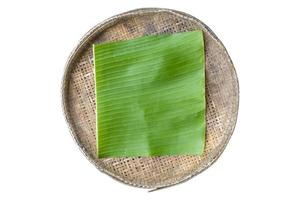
[94,31,205,158]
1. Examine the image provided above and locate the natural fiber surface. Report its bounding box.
[62,8,239,189]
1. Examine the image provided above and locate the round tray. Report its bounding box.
[62,8,239,189]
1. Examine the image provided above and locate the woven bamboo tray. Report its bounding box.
[62,8,239,189]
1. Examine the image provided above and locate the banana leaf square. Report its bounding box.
[93,31,205,158]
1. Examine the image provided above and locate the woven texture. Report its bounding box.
[62,8,239,189]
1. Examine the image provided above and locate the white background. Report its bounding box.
[0,0,299,199]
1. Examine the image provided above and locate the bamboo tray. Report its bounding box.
[62,8,239,189]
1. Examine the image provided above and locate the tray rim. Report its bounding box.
[61,7,239,190]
